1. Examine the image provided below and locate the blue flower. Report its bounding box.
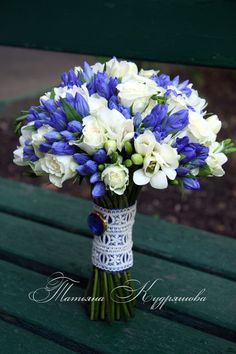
[64,92,89,117]
[93,149,107,163]
[44,131,61,142]
[91,181,106,199]
[164,110,189,135]
[61,69,82,87]
[143,104,168,130]
[50,111,68,131]
[23,146,38,162]
[73,153,89,164]
[88,72,119,100]
[51,141,75,155]
[183,178,200,190]
[67,120,82,133]
[108,95,131,119]
[39,142,52,153]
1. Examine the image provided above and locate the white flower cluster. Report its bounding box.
[14,58,233,197]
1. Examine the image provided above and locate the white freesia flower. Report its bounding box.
[133,144,179,189]
[95,107,134,152]
[186,88,207,113]
[188,111,221,145]
[206,142,228,176]
[88,93,107,114]
[75,115,106,154]
[40,154,77,188]
[117,77,158,114]
[31,125,53,150]
[102,164,129,195]
[134,130,156,156]
[91,62,105,74]
[13,122,35,166]
[13,146,27,166]
[139,68,159,77]
[105,57,138,82]
[167,92,188,113]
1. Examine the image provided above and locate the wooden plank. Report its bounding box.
[1,1,236,68]
[0,212,236,336]
[0,318,77,354]
[0,178,235,280]
[0,260,236,354]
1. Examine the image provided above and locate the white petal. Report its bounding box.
[162,167,177,180]
[133,169,150,185]
[150,171,168,189]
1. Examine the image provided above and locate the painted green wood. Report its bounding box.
[0,318,77,354]
[0,260,236,354]
[0,212,236,334]
[1,1,236,68]
[0,178,235,280]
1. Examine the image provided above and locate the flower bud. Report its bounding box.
[104,140,117,155]
[111,152,119,163]
[124,141,133,156]
[131,153,144,165]
[124,159,133,168]
[98,164,105,172]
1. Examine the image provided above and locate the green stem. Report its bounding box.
[90,267,98,320]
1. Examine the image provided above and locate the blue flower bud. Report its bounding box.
[73,153,89,164]
[60,130,75,141]
[93,149,107,163]
[90,172,101,184]
[39,142,52,152]
[183,178,200,190]
[51,141,75,155]
[83,160,97,174]
[91,181,106,199]
[76,165,87,176]
[68,120,82,133]
[44,131,61,142]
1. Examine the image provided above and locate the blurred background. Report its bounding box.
[0,46,235,237]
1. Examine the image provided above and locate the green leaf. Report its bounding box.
[15,111,28,135]
[197,164,212,177]
[60,97,82,122]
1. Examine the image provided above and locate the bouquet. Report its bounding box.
[13,57,235,321]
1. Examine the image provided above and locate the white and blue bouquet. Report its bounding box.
[14,58,235,321]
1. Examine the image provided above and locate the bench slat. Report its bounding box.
[0,178,235,280]
[0,260,235,354]
[1,1,236,68]
[0,212,236,335]
[0,318,76,354]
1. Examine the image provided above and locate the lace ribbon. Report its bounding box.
[91,203,136,272]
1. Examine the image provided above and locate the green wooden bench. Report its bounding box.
[1,1,236,353]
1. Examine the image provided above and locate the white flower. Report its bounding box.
[167,92,188,113]
[206,142,228,177]
[95,107,134,151]
[91,62,105,74]
[188,111,221,146]
[40,91,51,104]
[186,88,207,113]
[101,164,129,195]
[40,154,77,188]
[139,68,159,77]
[74,115,105,154]
[133,144,179,189]
[88,93,107,114]
[134,130,156,156]
[105,58,138,82]
[31,125,53,151]
[13,122,35,166]
[13,146,27,166]
[117,77,158,114]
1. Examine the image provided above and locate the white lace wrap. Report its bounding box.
[91,203,136,272]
